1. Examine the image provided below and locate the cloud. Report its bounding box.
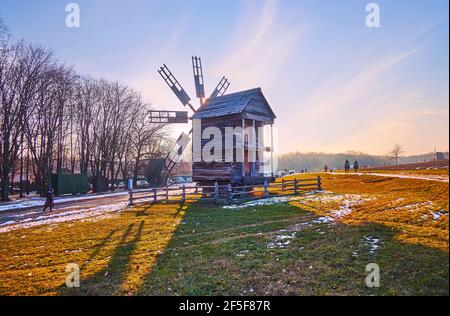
[326,106,449,155]
[300,47,422,120]
[160,14,189,55]
[213,0,303,90]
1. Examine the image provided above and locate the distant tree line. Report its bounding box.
[278,151,448,172]
[0,20,171,201]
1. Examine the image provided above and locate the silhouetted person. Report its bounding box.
[354,160,359,173]
[43,189,54,213]
[344,159,350,173]
[324,164,328,173]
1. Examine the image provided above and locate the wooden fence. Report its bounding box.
[128,177,322,206]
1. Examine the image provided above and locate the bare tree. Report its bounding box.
[389,144,404,166]
[24,63,75,194]
[0,22,173,199]
[0,18,9,43]
[129,103,170,185]
[0,41,53,200]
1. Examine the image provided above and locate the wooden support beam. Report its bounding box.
[270,124,274,177]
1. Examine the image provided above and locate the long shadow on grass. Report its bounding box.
[134,202,449,296]
[59,220,144,296]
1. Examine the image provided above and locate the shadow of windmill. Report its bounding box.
[59,220,145,296]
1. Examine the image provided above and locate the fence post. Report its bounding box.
[182,184,186,202]
[214,181,219,204]
[153,187,157,202]
[195,182,198,193]
[282,178,285,191]
[227,184,232,202]
[317,176,322,191]
[166,185,169,201]
[263,180,269,198]
[294,178,298,195]
[128,189,133,206]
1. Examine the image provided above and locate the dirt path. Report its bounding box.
[0,194,130,228]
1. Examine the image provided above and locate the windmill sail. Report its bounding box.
[163,132,191,175]
[157,56,231,181]
[210,76,230,98]
[158,64,192,107]
[192,56,205,100]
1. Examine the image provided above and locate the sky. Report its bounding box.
[1,0,448,155]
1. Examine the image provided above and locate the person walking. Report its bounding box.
[324,164,328,173]
[344,159,350,173]
[353,160,359,173]
[43,188,54,213]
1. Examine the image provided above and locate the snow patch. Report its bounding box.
[353,172,449,182]
[431,211,448,221]
[223,196,295,210]
[0,191,129,213]
[268,233,296,249]
[237,250,249,257]
[363,236,380,254]
[0,202,128,233]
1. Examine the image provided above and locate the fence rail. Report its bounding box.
[128,177,322,206]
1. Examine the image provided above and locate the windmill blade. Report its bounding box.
[148,110,188,124]
[192,56,205,101]
[210,76,230,98]
[158,64,196,112]
[163,132,192,175]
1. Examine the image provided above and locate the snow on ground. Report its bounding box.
[237,250,250,257]
[362,236,380,254]
[431,211,448,221]
[387,201,448,222]
[335,172,449,182]
[0,191,129,213]
[391,201,433,212]
[223,196,297,210]
[302,192,373,221]
[267,233,296,249]
[0,202,129,233]
[224,192,371,249]
[262,192,371,249]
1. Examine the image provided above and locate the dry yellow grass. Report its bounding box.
[0,171,447,295]
[283,173,449,251]
[360,168,449,178]
[0,203,187,295]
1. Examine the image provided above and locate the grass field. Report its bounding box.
[359,168,449,178]
[0,173,448,295]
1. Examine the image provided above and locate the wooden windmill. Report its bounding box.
[153,56,230,181]
[154,56,276,187]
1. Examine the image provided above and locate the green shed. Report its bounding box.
[50,173,88,196]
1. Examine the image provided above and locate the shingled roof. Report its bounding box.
[191,88,276,120]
